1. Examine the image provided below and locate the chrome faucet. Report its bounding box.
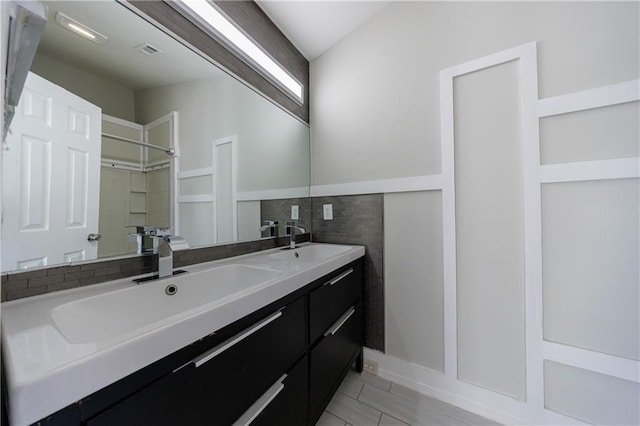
[127,225,157,254]
[147,228,190,279]
[285,221,306,250]
[259,220,279,238]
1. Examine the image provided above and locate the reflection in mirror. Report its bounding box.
[1,0,310,273]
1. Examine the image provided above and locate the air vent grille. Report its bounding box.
[135,42,162,56]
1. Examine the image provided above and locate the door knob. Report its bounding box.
[87,233,102,242]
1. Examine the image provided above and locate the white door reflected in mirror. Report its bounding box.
[2,72,101,271]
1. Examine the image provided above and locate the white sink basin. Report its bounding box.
[50,264,282,344]
[269,243,352,262]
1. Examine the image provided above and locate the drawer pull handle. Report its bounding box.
[193,310,283,368]
[233,374,287,426]
[324,268,353,286]
[324,306,356,337]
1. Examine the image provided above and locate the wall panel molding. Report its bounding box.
[538,79,639,117]
[310,175,443,197]
[177,167,213,179]
[177,194,214,203]
[540,157,640,183]
[543,342,640,384]
[237,187,309,201]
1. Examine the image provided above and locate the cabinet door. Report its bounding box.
[187,296,306,425]
[309,262,362,345]
[243,355,308,426]
[309,303,363,421]
[85,363,192,426]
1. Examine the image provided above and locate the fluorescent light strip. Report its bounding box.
[66,22,96,40]
[181,0,303,101]
[56,12,108,44]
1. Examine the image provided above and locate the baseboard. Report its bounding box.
[363,348,582,425]
[310,175,443,197]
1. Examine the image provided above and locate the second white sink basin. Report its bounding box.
[269,243,352,262]
[50,264,282,344]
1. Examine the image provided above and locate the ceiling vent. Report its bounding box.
[135,42,163,56]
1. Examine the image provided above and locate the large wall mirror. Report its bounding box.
[1,0,310,272]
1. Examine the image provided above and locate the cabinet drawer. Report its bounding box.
[241,355,308,426]
[187,296,306,425]
[309,262,362,344]
[309,303,363,420]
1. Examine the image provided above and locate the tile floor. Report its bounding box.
[318,372,501,426]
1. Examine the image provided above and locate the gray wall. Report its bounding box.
[384,191,443,371]
[134,74,309,192]
[30,54,136,121]
[542,178,639,360]
[311,2,638,185]
[310,1,639,424]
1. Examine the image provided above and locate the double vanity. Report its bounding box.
[2,243,365,426]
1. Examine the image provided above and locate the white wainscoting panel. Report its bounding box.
[440,41,542,405]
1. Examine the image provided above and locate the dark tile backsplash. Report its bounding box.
[311,194,385,352]
[173,234,309,268]
[1,256,154,302]
[1,234,310,302]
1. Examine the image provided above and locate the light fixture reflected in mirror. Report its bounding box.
[56,12,108,44]
[174,0,304,103]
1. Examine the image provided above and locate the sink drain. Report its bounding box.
[165,284,178,296]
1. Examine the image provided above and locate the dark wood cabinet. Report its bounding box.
[308,261,364,424]
[30,257,363,426]
[310,303,363,423]
[185,296,306,425]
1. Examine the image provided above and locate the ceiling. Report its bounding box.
[36,1,389,90]
[37,1,222,91]
[256,1,391,61]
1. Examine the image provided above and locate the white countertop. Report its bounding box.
[1,243,365,426]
